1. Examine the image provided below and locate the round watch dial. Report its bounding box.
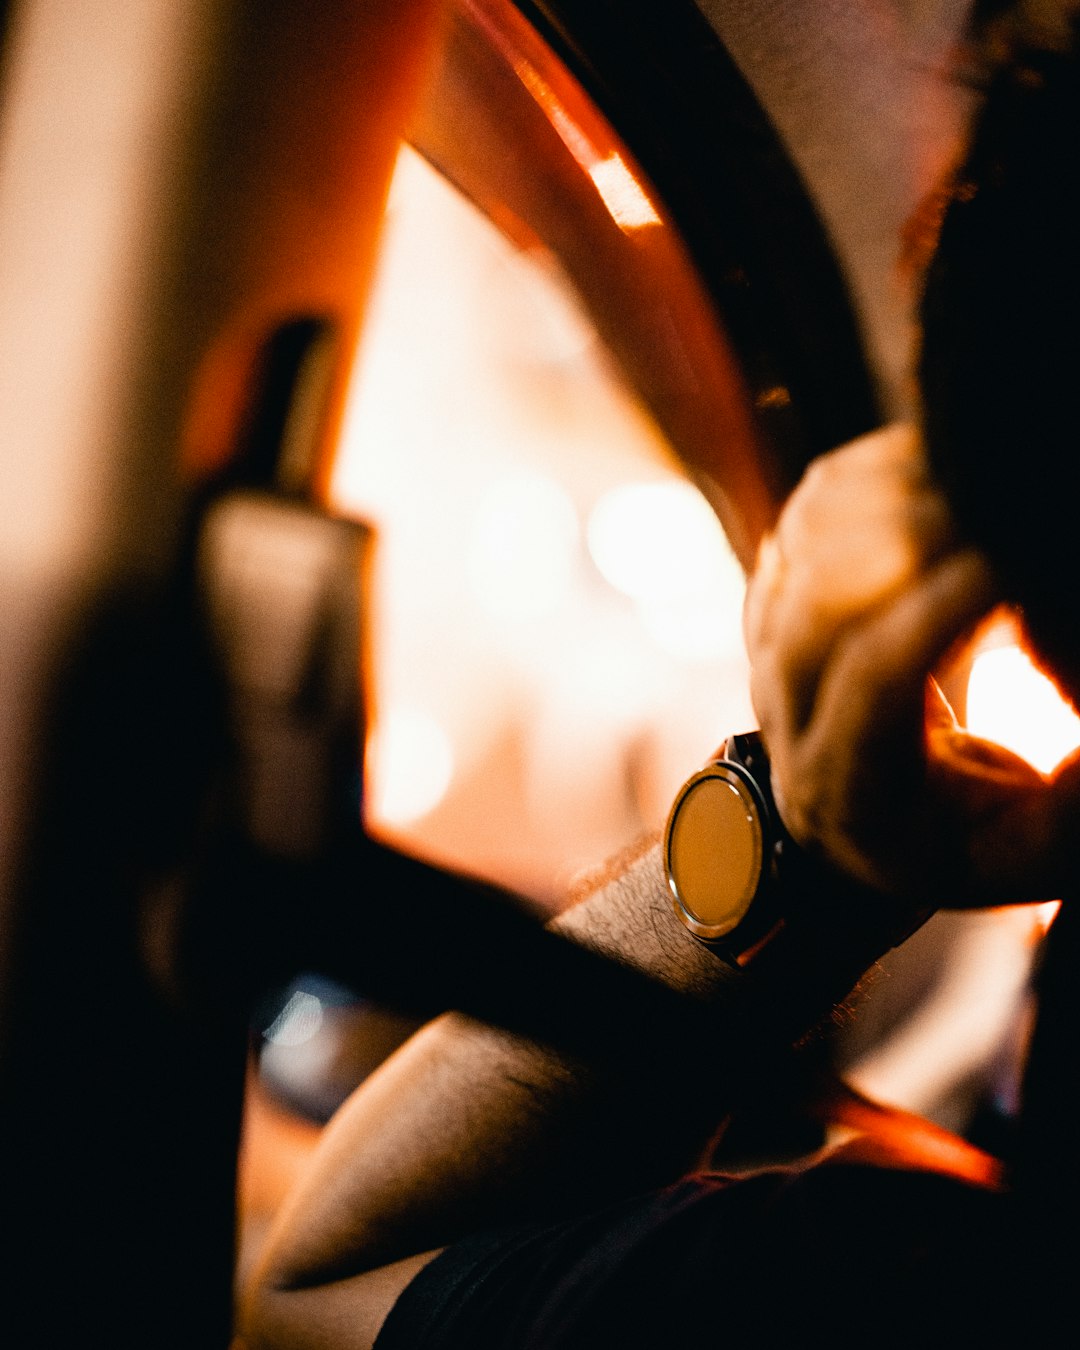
[664,763,766,941]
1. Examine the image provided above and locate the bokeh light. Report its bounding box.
[469,472,580,622]
[366,706,455,827]
[586,479,746,663]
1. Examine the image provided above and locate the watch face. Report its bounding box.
[664,762,766,942]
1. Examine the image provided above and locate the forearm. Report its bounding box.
[241,835,884,1348]
[242,841,745,1339]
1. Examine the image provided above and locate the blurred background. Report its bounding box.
[334,144,754,902]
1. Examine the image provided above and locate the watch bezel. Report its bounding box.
[664,731,935,969]
[663,747,781,953]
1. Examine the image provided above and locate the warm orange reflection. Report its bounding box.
[819,1078,1005,1190]
[509,57,662,234]
[409,0,779,568]
[967,637,1080,774]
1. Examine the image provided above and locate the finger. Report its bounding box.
[747,494,964,753]
[742,531,784,660]
[776,435,952,611]
[925,676,961,733]
[745,533,806,768]
[746,440,957,740]
[809,550,999,769]
[774,551,998,871]
[744,426,927,661]
[975,750,1080,901]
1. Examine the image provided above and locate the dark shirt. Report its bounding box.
[375,1160,1031,1347]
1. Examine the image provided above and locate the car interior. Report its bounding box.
[0,2,1073,1344]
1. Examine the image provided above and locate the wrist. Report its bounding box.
[552,838,745,1003]
[663,732,933,974]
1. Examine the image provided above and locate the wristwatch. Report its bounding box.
[663,731,930,967]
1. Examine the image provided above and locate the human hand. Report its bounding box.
[743,423,1080,906]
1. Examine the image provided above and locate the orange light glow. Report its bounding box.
[1035,899,1062,934]
[819,1079,1004,1190]
[966,640,1080,775]
[964,632,1075,939]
